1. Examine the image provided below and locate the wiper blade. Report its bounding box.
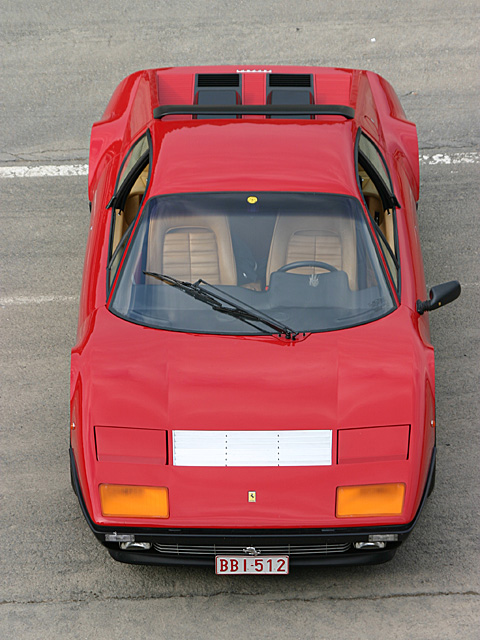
[143,272,298,339]
[195,278,299,339]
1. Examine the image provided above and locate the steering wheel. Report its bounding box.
[276,260,338,273]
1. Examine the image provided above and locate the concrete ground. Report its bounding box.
[1,1,479,638]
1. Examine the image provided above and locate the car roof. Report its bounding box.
[148,118,359,196]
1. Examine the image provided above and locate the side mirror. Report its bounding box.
[416,280,461,315]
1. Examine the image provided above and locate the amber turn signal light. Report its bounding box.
[336,483,405,518]
[99,484,169,518]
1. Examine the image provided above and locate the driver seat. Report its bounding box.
[265,214,357,289]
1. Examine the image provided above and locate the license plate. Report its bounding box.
[215,555,289,575]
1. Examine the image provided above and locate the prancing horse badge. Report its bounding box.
[248,491,256,503]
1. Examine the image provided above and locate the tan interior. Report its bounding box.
[112,165,149,252]
[266,214,357,289]
[146,213,237,285]
[358,167,395,251]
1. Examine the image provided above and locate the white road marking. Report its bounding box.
[0,153,478,179]
[0,164,88,178]
[420,152,480,165]
[0,295,78,306]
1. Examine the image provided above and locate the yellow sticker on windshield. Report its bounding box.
[247,196,258,204]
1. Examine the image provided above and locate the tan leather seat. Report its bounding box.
[266,214,357,289]
[112,166,150,251]
[359,169,395,252]
[124,168,149,225]
[146,213,237,285]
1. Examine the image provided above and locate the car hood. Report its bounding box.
[75,306,426,432]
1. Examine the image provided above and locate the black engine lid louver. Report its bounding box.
[268,74,312,88]
[197,73,240,87]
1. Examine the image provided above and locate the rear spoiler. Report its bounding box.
[153,104,355,119]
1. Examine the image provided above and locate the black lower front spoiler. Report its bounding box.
[108,546,397,567]
[70,446,436,568]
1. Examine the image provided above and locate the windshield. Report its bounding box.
[110,192,395,334]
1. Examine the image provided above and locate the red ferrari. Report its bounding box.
[70,66,460,572]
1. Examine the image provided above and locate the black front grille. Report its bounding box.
[153,542,351,557]
[268,74,312,87]
[197,74,240,87]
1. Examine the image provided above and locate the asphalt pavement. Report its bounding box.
[1,1,479,638]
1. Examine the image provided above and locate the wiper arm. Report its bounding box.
[143,272,298,339]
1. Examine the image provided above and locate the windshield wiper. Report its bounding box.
[143,271,298,340]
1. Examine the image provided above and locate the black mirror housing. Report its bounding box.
[416,280,461,315]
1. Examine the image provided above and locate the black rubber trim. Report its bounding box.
[70,446,435,549]
[153,104,354,119]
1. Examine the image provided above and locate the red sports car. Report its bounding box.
[70,66,460,572]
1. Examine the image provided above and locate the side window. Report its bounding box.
[356,132,399,288]
[116,135,149,194]
[108,132,151,289]
[377,233,398,288]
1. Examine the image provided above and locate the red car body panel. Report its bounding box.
[71,65,443,565]
[71,304,434,529]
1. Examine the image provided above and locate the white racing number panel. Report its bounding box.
[172,430,332,467]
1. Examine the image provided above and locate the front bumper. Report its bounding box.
[70,446,435,567]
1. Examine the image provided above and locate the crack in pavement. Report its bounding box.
[1,589,478,607]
